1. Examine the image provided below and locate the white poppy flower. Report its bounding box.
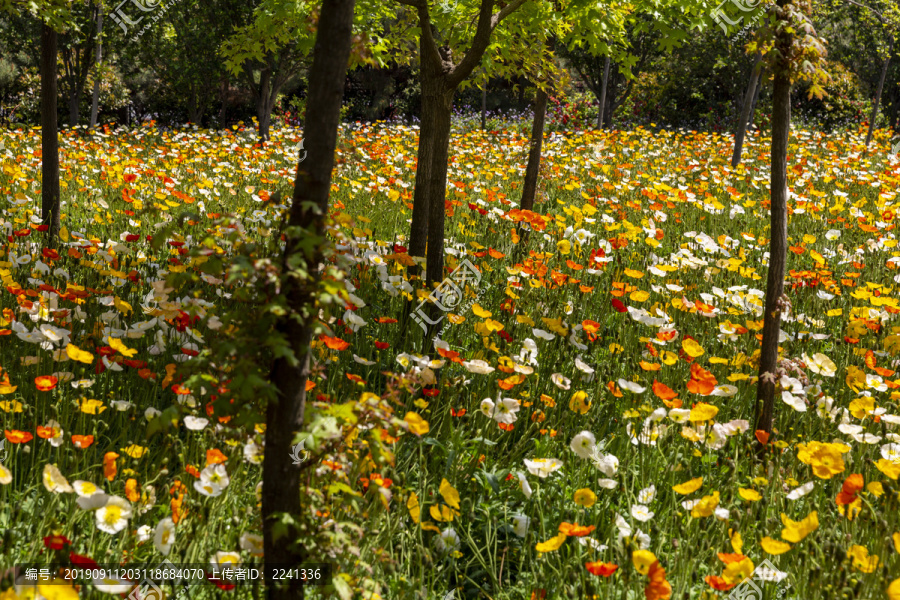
[96,496,132,534]
[523,458,563,478]
[569,431,597,459]
[631,504,654,522]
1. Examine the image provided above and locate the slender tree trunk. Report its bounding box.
[261,1,355,599]
[90,5,103,129]
[597,56,610,129]
[755,2,792,443]
[423,86,454,288]
[732,53,762,168]
[481,73,487,130]
[68,92,79,127]
[865,35,893,148]
[41,22,60,247]
[748,69,763,130]
[520,87,548,211]
[219,79,229,127]
[406,37,446,279]
[257,70,272,142]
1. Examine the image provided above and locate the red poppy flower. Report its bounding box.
[70,553,99,569]
[374,341,390,350]
[611,298,627,313]
[207,572,236,590]
[43,535,71,550]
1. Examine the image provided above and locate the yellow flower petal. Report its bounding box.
[738,488,761,502]
[535,532,567,553]
[404,412,429,436]
[439,478,460,510]
[108,336,138,358]
[760,536,792,555]
[672,477,703,495]
[66,343,95,364]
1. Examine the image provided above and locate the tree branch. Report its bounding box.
[447,0,529,89]
[842,0,884,22]
[417,4,444,74]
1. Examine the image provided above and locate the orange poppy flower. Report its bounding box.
[652,380,678,400]
[5,429,33,443]
[71,434,94,449]
[646,561,672,600]
[704,575,736,591]
[582,319,601,341]
[125,478,140,502]
[558,522,596,537]
[836,473,864,506]
[585,561,618,577]
[35,375,58,391]
[319,335,350,351]
[206,448,227,466]
[103,452,119,480]
[686,363,717,395]
[36,425,59,439]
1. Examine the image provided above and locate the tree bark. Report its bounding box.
[865,35,893,148]
[257,69,273,142]
[520,87,548,211]
[90,4,103,129]
[41,22,60,247]
[261,1,355,599]
[421,73,454,288]
[597,55,610,129]
[405,36,447,281]
[732,53,762,167]
[219,78,229,127]
[481,72,487,130]
[748,69,763,130]
[755,1,792,442]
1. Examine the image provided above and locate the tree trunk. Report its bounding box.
[422,82,454,288]
[597,56,610,130]
[187,87,201,125]
[219,78,229,127]
[403,0,528,342]
[481,73,487,130]
[865,35,893,148]
[755,5,792,443]
[261,1,355,600]
[68,91,79,128]
[41,22,60,247]
[257,70,272,142]
[732,53,762,168]
[89,4,102,129]
[520,87,548,211]
[748,69,763,130]
[406,36,450,280]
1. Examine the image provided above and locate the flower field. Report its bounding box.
[2,121,900,599]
